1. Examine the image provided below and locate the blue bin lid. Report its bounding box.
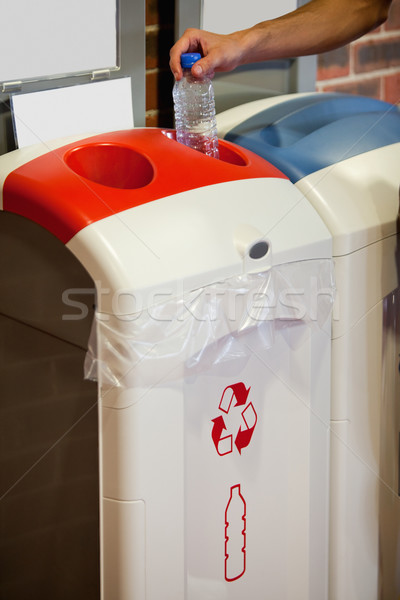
[225,94,400,182]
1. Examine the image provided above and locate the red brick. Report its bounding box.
[146,25,175,70]
[146,0,175,27]
[146,68,175,112]
[384,70,400,103]
[146,27,159,69]
[354,37,400,73]
[146,70,159,111]
[143,0,179,121]
[317,45,350,81]
[386,0,400,30]
[318,77,382,100]
[146,0,159,26]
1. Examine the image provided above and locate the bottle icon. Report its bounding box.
[172,52,219,158]
[225,484,246,582]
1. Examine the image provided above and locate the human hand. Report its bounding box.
[169,28,247,80]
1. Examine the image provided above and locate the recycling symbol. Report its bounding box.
[211,382,257,456]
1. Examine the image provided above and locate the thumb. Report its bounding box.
[192,57,215,78]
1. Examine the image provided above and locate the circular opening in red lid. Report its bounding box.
[218,143,248,166]
[65,143,154,189]
[161,130,248,166]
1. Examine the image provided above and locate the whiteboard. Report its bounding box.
[202,0,297,34]
[0,0,117,84]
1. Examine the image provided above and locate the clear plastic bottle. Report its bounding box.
[173,52,219,159]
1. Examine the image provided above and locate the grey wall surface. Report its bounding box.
[0,212,99,599]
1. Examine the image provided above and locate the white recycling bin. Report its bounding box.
[0,127,334,599]
[217,92,400,600]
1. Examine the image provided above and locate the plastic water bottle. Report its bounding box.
[173,52,219,159]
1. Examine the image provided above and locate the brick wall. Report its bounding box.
[316,0,400,102]
[145,0,175,126]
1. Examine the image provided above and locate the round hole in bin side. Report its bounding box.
[249,241,269,260]
[65,143,154,189]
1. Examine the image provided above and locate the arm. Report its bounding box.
[170,0,392,79]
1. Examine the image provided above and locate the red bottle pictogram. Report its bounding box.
[225,484,246,582]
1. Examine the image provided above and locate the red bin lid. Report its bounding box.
[3,128,287,243]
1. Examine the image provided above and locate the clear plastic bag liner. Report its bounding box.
[84,259,335,389]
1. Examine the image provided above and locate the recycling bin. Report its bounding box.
[217,93,400,600]
[0,128,334,599]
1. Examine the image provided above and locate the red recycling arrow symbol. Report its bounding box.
[219,383,251,413]
[211,415,233,456]
[235,427,254,454]
[212,383,257,456]
[235,402,257,454]
[212,415,226,446]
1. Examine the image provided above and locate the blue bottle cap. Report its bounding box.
[181,52,201,68]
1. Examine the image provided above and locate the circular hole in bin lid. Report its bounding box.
[161,130,248,166]
[218,144,248,166]
[65,143,154,189]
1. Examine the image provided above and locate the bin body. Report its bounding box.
[217,93,400,599]
[1,128,333,599]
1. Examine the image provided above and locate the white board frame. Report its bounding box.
[0,0,119,85]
